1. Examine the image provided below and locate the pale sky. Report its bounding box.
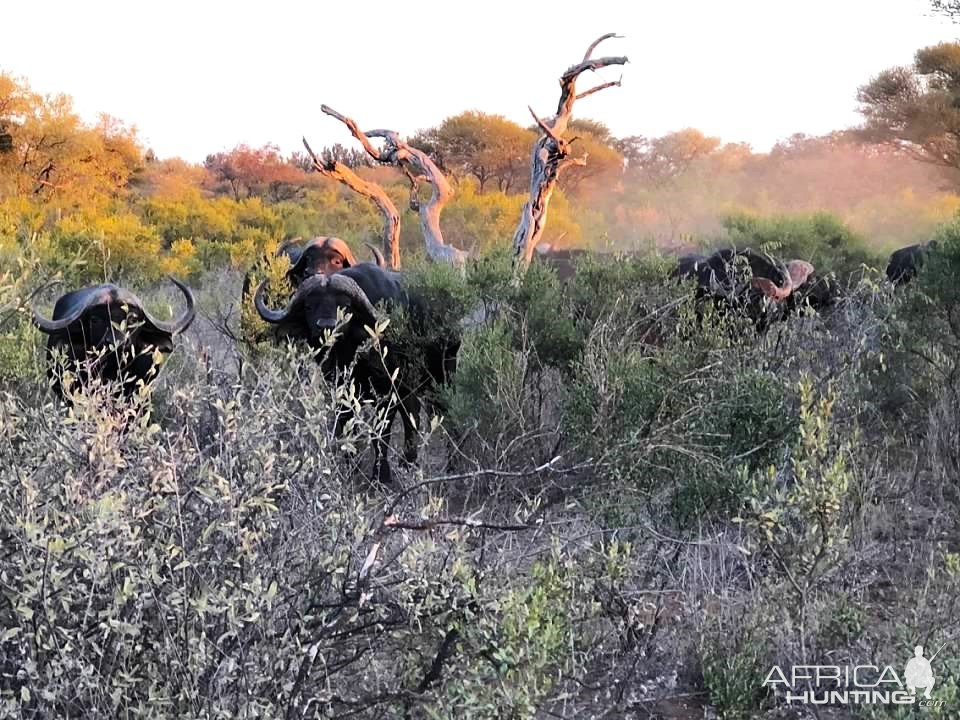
[3,0,956,161]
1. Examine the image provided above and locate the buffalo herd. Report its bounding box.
[28,237,940,481]
[668,248,838,330]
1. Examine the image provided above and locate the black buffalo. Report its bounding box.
[242,236,386,300]
[786,272,841,314]
[254,263,459,484]
[33,278,196,399]
[287,236,385,285]
[672,248,818,329]
[671,253,708,282]
[886,241,938,285]
[533,245,589,282]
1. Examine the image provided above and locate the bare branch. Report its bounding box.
[528,105,563,145]
[317,108,466,265]
[302,136,401,269]
[365,130,467,266]
[321,105,383,161]
[556,55,629,123]
[582,32,622,62]
[511,36,627,282]
[559,154,589,172]
[383,516,534,532]
[576,76,623,100]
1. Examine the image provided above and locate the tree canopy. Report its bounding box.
[413,111,535,193]
[857,42,960,180]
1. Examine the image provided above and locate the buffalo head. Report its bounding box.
[676,248,820,330]
[287,236,386,286]
[254,268,384,353]
[886,241,938,286]
[33,278,195,398]
[242,237,386,306]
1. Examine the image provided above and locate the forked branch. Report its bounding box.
[511,34,628,281]
[302,136,401,269]
[321,105,467,266]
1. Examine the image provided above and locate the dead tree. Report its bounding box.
[301,136,402,269]
[320,105,468,267]
[511,34,627,282]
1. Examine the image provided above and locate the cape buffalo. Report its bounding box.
[673,248,818,330]
[534,245,589,283]
[886,241,938,285]
[242,236,386,300]
[787,272,841,314]
[671,254,708,282]
[287,236,385,285]
[32,278,196,399]
[254,263,459,484]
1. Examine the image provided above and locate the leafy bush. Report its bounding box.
[721,210,882,278]
[698,607,774,719]
[565,305,798,528]
[0,339,636,718]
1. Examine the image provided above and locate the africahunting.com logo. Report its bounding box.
[763,644,947,708]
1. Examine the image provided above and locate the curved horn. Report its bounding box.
[327,274,379,320]
[365,242,386,267]
[254,280,293,324]
[751,277,792,300]
[31,282,98,333]
[255,274,327,324]
[140,278,196,336]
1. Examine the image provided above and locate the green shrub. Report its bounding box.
[698,606,773,719]
[565,314,797,528]
[721,210,881,278]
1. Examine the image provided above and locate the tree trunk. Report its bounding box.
[510,34,627,283]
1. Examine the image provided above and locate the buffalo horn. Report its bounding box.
[32,282,100,333]
[255,273,328,323]
[327,274,379,320]
[365,243,386,267]
[138,278,196,336]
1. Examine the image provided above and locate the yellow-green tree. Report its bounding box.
[414,111,535,194]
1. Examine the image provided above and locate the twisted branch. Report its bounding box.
[511,34,628,281]
[302,136,401,269]
[320,106,467,266]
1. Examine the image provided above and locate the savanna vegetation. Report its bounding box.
[2,27,960,720]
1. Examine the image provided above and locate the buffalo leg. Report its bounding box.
[399,393,421,465]
[372,399,398,485]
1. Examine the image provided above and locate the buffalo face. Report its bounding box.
[287,237,386,287]
[241,237,386,306]
[254,271,381,352]
[32,278,196,399]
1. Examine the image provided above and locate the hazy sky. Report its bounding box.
[3,0,956,161]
